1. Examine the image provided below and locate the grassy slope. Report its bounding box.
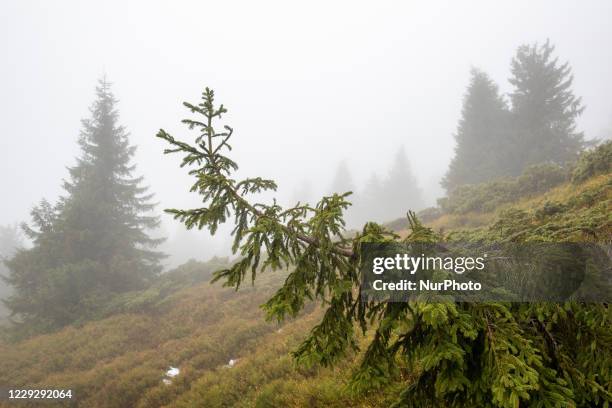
[0,268,289,407]
[423,173,610,237]
[0,172,609,408]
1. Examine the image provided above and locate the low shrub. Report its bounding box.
[439,163,567,215]
[571,140,612,184]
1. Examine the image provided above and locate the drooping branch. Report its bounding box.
[225,182,355,257]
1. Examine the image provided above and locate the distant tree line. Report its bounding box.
[443,40,586,192]
[324,148,424,228]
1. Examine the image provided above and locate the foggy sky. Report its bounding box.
[1,1,611,257]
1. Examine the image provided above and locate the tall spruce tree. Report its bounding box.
[4,78,164,330]
[442,69,513,192]
[509,40,585,169]
[158,88,610,407]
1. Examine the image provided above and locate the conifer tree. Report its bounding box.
[329,160,355,195]
[0,225,21,261]
[353,172,384,225]
[509,40,586,169]
[4,78,164,330]
[0,225,22,319]
[329,161,358,226]
[352,151,423,226]
[442,69,513,191]
[158,88,611,407]
[290,179,314,207]
[382,146,424,215]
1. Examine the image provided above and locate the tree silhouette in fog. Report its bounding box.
[444,41,586,192]
[509,39,586,169]
[3,78,164,331]
[442,69,513,191]
[353,148,424,225]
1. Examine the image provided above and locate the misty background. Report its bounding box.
[2,0,611,267]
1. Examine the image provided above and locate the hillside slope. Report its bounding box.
[0,147,610,408]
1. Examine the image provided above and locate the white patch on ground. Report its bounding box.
[166,367,180,377]
[162,366,180,385]
[224,358,238,368]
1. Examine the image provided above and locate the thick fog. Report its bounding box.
[1,1,611,266]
